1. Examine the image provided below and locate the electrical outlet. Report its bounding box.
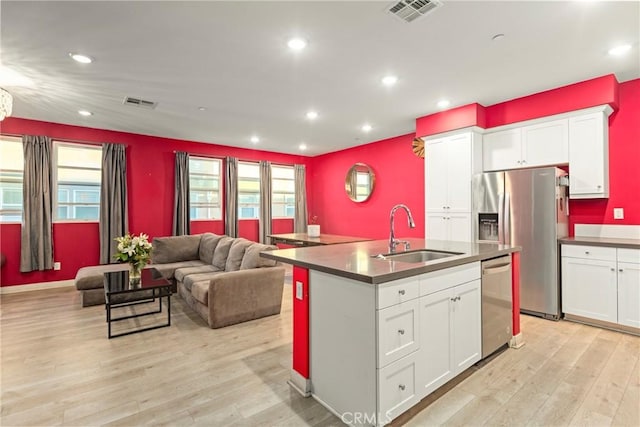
[295,281,304,300]
[613,208,624,220]
[53,262,61,270]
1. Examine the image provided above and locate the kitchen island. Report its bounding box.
[262,238,521,426]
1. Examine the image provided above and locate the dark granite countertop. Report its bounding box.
[559,237,640,249]
[261,238,520,284]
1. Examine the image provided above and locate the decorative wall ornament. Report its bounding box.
[412,137,425,158]
[0,88,13,121]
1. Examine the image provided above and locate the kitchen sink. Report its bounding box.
[372,249,462,263]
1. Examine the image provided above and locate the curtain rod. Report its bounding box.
[1,133,127,147]
[175,151,298,167]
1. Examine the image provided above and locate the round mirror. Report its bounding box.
[345,163,376,202]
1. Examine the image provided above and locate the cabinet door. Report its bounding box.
[426,213,448,241]
[446,134,472,212]
[378,352,419,424]
[617,262,640,328]
[425,139,449,212]
[561,257,617,323]
[377,299,420,368]
[522,119,569,167]
[568,113,609,198]
[452,280,482,372]
[417,288,454,397]
[483,128,522,171]
[447,213,472,242]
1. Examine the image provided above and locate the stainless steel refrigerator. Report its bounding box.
[472,167,569,320]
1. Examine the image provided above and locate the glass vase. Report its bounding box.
[129,264,142,287]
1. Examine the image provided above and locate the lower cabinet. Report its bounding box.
[561,244,640,330]
[417,280,481,397]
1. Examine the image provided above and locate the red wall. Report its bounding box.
[308,133,425,240]
[0,119,309,286]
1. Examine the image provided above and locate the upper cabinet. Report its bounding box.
[482,105,613,199]
[483,119,568,171]
[568,112,609,199]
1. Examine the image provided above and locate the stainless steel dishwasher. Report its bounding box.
[481,255,513,358]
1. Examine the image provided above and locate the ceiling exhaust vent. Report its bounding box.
[387,0,442,23]
[123,96,157,109]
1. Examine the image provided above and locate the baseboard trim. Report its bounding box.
[1,280,75,294]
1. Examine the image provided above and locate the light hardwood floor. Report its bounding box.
[1,282,638,427]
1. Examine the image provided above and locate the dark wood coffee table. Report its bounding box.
[103,268,174,339]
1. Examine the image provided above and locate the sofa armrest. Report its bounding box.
[207,266,286,328]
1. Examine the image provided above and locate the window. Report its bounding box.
[272,165,295,218]
[0,137,24,222]
[189,156,222,220]
[238,162,260,219]
[54,143,102,221]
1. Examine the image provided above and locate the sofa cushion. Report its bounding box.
[198,233,225,264]
[151,260,206,281]
[190,280,210,305]
[240,243,278,270]
[174,264,219,283]
[152,234,202,264]
[183,272,223,293]
[212,236,234,270]
[75,263,130,290]
[225,238,254,272]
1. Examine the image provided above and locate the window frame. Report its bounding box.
[237,161,260,220]
[53,141,102,223]
[0,136,24,223]
[188,156,222,221]
[271,164,295,219]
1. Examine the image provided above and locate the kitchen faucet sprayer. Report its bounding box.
[389,204,415,253]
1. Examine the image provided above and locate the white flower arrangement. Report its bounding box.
[114,233,153,270]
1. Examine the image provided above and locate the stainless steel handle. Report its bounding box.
[498,193,504,244]
[585,251,590,255]
[398,329,405,335]
[482,263,511,275]
[398,384,405,391]
[522,160,526,164]
[610,268,615,272]
[398,289,405,295]
[619,269,623,272]
[517,160,521,164]
[504,192,511,244]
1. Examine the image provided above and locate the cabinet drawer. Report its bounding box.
[420,262,480,296]
[378,352,419,424]
[561,244,616,261]
[377,277,420,309]
[378,299,420,368]
[618,248,640,264]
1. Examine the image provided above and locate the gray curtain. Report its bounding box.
[225,156,238,237]
[20,135,53,272]
[259,161,272,244]
[294,164,308,233]
[99,143,129,264]
[173,152,190,236]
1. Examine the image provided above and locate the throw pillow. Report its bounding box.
[151,234,202,264]
[198,233,225,264]
[240,243,278,270]
[225,238,254,272]
[211,237,234,271]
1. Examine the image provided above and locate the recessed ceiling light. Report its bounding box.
[437,100,451,109]
[198,107,206,111]
[361,124,372,132]
[382,75,398,86]
[250,136,260,144]
[287,38,307,51]
[306,111,318,120]
[492,34,505,42]
[78,110,93,116]
[608,44,632,56]
[69,53,93,64]
[299,143,307,151]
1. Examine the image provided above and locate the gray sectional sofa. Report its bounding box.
[74,233,285,328]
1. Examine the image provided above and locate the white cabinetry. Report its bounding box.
[483,119,568,171]
[568,112,609,199]
[561,245,640,331]
[309,262,484,426]
[424,131,481,242]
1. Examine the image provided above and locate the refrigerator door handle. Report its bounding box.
[504,192,511,244]
[498,193,504,244]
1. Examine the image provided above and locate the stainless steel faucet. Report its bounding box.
[389,204,416,253]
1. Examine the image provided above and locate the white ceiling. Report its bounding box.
[1,1,638,156]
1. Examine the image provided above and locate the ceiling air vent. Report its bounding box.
[123,96,157,109]
[387,0,442,23]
